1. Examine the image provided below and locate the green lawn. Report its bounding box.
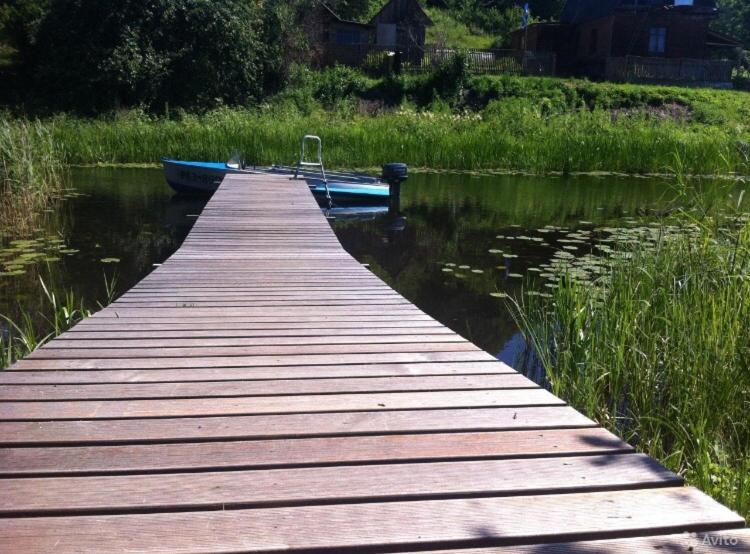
[424,7,495,50]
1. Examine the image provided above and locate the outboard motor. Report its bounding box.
[382,163,408,233]
[382,163,408,216]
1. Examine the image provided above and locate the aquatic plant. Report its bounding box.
[0,118,67,236]
[513,185,750,518]
[1,273,117,369]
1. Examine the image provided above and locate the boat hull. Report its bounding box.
[162,159,390,205]
[163,159,244,194]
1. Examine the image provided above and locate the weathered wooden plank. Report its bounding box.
[0,389,564,420]
[0,454,681,515]
[0,406,596,445]
[106,299,415,308]
[92,307,426,318]
[402,530,750,553]
[42,334,468,350]
[26,339,479,360]
[0,428,631,476]
[0,374,536,401]
[0,361,509,384]
[58,327,454,340]
[0,488,742,553]
[69,318,441,329]
[9,350,497,370]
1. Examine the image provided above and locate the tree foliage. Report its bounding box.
[0,1,48,57]
[29,0,268,112]
[714,0,750,47]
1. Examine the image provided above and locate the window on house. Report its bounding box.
[334,29,361,44]
[649,27,667,54]
[589,29,598,54]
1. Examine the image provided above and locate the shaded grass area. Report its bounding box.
[515,184,750,518]
[424,7,495,49]
[0,119,66,236]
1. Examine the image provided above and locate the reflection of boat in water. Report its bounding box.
[326,205,389,220]
[162,136,391,206]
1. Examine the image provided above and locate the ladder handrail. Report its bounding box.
[294,135,330,206]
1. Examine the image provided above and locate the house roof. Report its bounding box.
[369,0,434,27]
[560,0,718,25]
[318,2,374,29]
[706,29,742,47]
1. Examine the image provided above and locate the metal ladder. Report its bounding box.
[294,135,331,206]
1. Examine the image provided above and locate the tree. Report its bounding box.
[714,0,750,47]
[327,0,374,21]
[528,0,565,21]
[0,1,48,59]
[30,0,268,112]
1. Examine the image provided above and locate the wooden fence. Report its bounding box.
[325,44,556,76]
[408,47,556,76]
[606,56,734,86]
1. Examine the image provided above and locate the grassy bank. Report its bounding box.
[4,74,749,176]
[515,188,750,518]
[0,119,66,235]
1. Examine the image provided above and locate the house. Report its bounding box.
[369,0,433,52]
[305,0,433,67]
[304,3,375,66]
[511,0,742,86]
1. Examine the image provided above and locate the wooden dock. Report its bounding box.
[0,173,747,552]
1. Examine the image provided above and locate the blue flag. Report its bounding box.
[521,3,530,28]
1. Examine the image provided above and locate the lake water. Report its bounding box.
[0,167,721,368]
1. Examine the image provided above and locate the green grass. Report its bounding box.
[0,119,66,235]
[2,73,748,176]
[514,182,750,518]
[41,100,749,176]
[424,7,495,49]
[8,73,743,176]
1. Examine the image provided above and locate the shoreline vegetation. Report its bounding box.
[0,119,66,236]
[1,274,117,369]
[514,177,750,519]
[2,72,749,176]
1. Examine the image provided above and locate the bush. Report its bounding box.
[313,65,368,109]
[408,52,469,106]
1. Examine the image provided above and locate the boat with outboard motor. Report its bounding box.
[162,135,391,206]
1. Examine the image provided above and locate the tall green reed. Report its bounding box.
[0,118,67,235]
[1,272,117,369]
[513,174,750,517]
[44,105,750,175]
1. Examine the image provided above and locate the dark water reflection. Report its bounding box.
[0,168,203,322]
[332,171,684,361]
[1,168,689,365]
